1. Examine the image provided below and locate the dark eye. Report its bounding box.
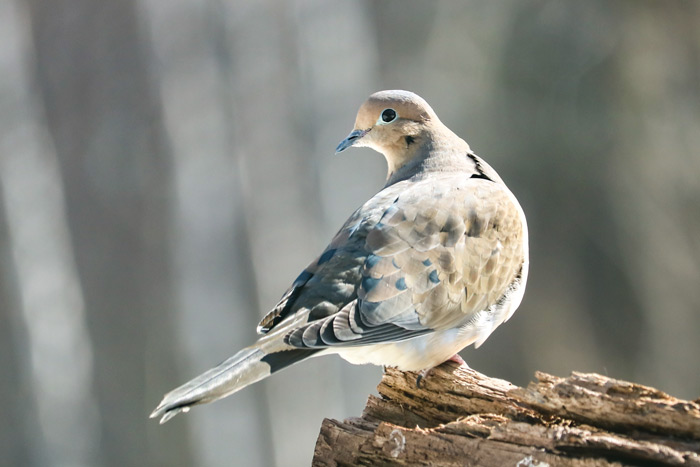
[381,108,397,123]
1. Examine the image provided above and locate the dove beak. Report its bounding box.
[335,128,370,154]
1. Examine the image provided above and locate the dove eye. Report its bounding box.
[379,108,397,124]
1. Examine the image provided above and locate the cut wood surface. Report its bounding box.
[313,363,700,466]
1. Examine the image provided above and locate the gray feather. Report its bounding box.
[150,340,316,423]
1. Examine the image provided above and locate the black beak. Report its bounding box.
[335,129,370,154]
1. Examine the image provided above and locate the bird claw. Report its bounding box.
[416,369,429,388]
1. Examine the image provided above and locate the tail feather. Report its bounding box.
[150,343,317,423]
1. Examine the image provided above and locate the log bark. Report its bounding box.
[313,363,700,466]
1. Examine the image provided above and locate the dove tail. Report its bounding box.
[150,342,318,424]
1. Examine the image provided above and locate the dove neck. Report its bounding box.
[383,125,472,187]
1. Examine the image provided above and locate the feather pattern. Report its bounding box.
[272,172,526,360]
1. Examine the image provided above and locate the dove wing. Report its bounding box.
[260,172,526,350]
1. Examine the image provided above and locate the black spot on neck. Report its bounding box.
[405,135,415,147]
[467,152,493,181]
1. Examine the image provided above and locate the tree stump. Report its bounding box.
[313,363,700,466]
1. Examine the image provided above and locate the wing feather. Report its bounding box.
[261,173,524,351]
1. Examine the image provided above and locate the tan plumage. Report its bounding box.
[151,90,528,423]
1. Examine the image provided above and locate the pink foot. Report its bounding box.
[416,355,469,387]
[447,353,469,367]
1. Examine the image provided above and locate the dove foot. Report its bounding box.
[447,353,468,367]
[415,354,469,388]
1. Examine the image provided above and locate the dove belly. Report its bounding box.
[334,328,478,371]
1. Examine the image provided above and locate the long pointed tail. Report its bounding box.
[150,340,317,424]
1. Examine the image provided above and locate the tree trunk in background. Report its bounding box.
[610,2,700,399]
[1,1,99,465]
[0,193,39,466]
[24,0,192,465]
[0,4,43,466]
[141,0,275,465]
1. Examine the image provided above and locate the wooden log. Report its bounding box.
[313,363,700,466]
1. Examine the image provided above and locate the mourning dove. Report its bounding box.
[151,90,529,423]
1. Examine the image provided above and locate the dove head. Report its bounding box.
[336,90,461,179]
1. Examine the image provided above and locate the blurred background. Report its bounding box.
[1,1,699,466]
